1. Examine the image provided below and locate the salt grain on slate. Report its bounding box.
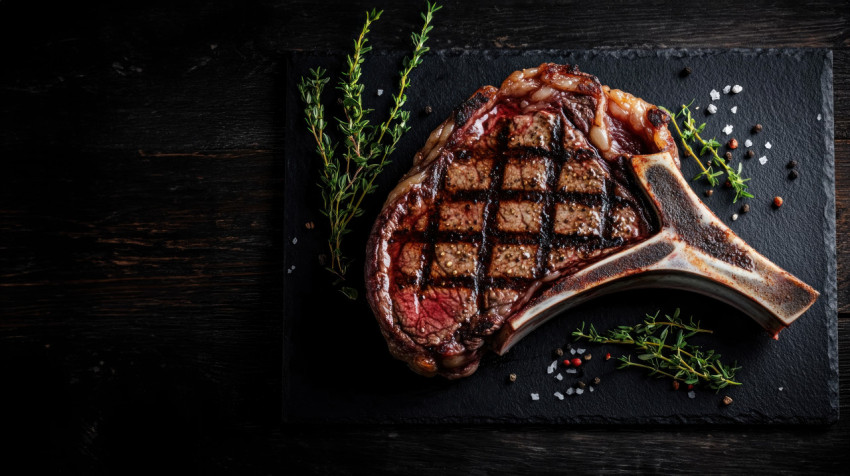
[377,89,384,96]
[555,373,563,381]
[577,348,586,354]
[566,368,577,374]
[547,360,558,374]
[759,156,768,165]
[732,214,739,221]
[722,124,733,135]
[779,387,784,391]
[723,85,732,94]
[732,84,743,94]
[566,388,575,396]
[688,391,696,399]
[589,386,595,392]
[570,348,576,355]
[765,141,772,149]
[710,89,720,101]
[817,114,822,121]
[707,104,718,114]
[531,393,539,401]
[731,106,738,114]
[745,139,753,147]
[554,391,564,400]
[292,237,298,245]
[576,388,585,395]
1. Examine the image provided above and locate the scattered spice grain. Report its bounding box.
[746,150,755,159]
[704,189,714,197]
[592,377,601,385]
[672,381,680,391]
[680,67,692,77]
[752,123,763,133]
[722,395,733,406]
[787,160,798,169]
[728,138,738,149]
[741,203,750,214]
[508,373,517,382]
[773,196,784,208]
[788,170,799,180]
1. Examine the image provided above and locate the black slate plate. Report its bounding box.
[283,49,836,424]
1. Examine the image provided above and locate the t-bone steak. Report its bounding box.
[365,63,819,379]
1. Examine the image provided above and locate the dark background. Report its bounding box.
[0,0,847,474]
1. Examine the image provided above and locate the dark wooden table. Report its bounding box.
[1,1,847,473]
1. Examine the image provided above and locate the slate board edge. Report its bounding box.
[820,49,839,423]
[281,48,838,425]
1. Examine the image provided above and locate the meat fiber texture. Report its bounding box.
[365,63,677,378]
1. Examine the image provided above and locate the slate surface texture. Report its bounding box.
[284,49,837,424]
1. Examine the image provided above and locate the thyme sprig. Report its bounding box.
[572,309,742,390]
[298,2,441,298]
[661,103,754,203]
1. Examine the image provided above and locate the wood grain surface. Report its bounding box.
[0,0,847,474]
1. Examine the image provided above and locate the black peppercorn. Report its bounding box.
[592,377,601,385]
[704,189,714,197]
[577,381,587,389]
[423,105,433,115]
[741,203,750,214]
[746,150,755,159]
[752,123,763,133]
[680,67,692,78]
[724,151,733,161]
[555,348,564,357]
[508,373,517,382]
[789,170,799,180]
[724,180,732,189]
[787,160,798,169]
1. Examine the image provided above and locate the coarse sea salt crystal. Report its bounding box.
[710,89,720,101]
[566,368,577,374]
[759,156,768,165]
[547,360,558,374]
[779,387,784,391]
[723,85,731,94]
[817,114,822,121]
[377,89,384,96]
[292,237,298,245]
[589,386,595,392]
[577,348,586,354]
[555,373,563,381]
[722,124,733,135]
[554,391,564,400]
[745,139,753,147]
[570,348,576,355]
[531,393,539,401]
[576,388,585,395]
[731,106,738,114]
[765,141,772,149]
[732,214,739,221]
[707,104,717,114]
[566,388,575,396]
[732,84,743,94]
[688,390,696,399]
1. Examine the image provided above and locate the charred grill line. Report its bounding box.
[474,154,508,314]
[536,151,565,278]
[417,160,450,291]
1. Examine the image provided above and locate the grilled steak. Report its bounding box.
[365,64,818,379]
